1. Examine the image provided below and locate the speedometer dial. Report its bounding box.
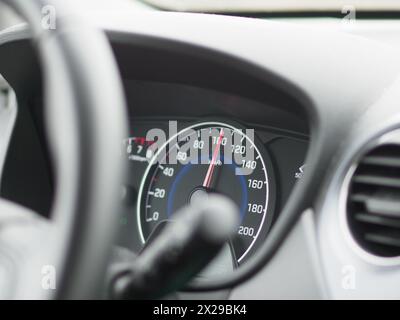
[137,121,275,264]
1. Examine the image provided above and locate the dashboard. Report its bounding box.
[0,73,308,281]
[1,9,400,299]
[0,31,309,268]
[120,114,307,261]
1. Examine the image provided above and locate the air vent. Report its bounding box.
[347,144,400,258]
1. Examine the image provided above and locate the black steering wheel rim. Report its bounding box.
[0,0,127,299]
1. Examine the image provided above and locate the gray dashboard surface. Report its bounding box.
[81,11,400,299]
[1,7,400,298]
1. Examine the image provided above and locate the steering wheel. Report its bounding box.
[0,0,127,299]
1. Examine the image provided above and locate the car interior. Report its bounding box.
[0,0,400,300]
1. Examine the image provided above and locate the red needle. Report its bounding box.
[203,128,224,188]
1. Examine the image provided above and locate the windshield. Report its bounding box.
[140,0,400,13]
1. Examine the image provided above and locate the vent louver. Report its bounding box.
[347,144,400,258]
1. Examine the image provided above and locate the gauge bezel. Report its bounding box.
[137,120,276,275]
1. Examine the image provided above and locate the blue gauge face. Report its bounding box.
[138,122,275,264]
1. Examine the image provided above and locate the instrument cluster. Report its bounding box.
[118,117,308,269]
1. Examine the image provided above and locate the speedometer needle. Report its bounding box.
[202,128,224,188]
